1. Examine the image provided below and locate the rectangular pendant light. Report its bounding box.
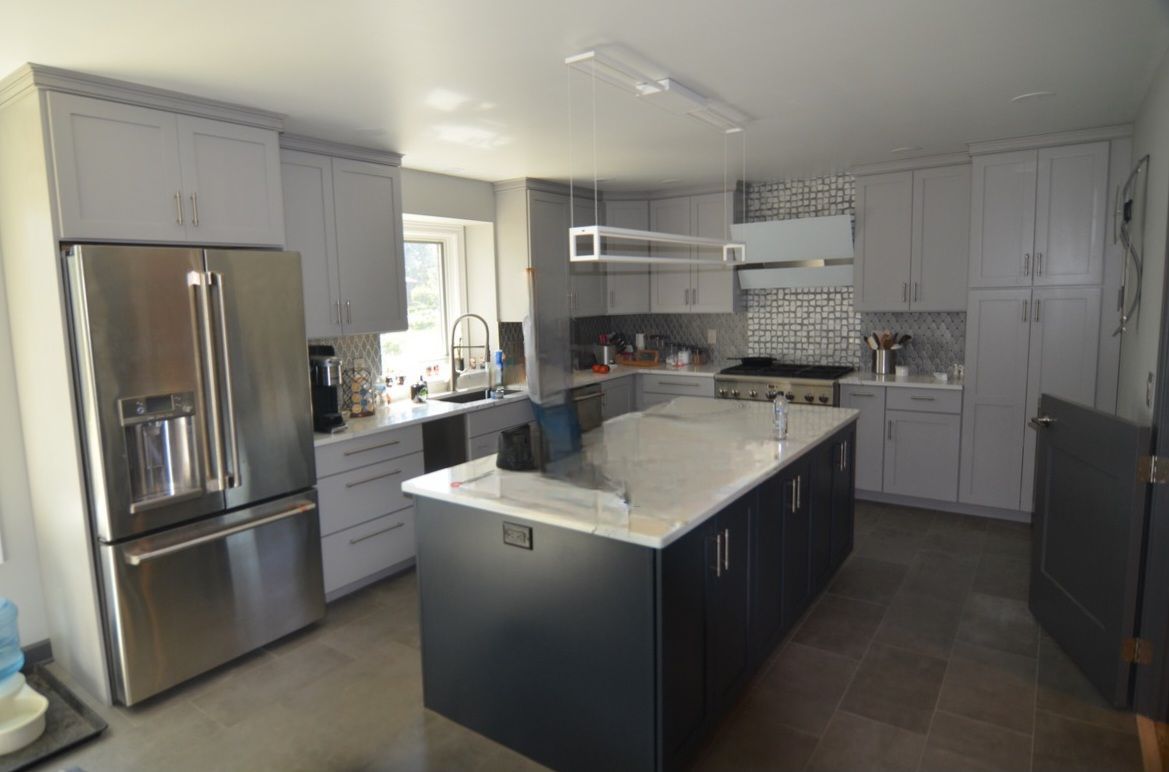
[569,225,746,265]
[564,51,661,95]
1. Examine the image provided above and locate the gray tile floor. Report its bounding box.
[44,501,1142,771]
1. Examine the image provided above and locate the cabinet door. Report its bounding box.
[280,150,342,338]
[781,460,812,632]
[601,378,633,420]
[706,496,752,711]
[468,432,500,460]
[47,92,187,242]
[650,197,693,312]
[840,385,886,492]
[603,200,650,314]
[332,158,407,334]
[1033,142,1108,287]
[176,116,284,246]
[750,477,784,662]
[809,441,835,591]
[969,150,1037,288]
[659,521,710,763]
[830,426,856,570]
[690,192,739,313]
[911,165,970,311]
[569,199,607,317]
[959,289,1033,509]
[1020,286,1102,509]
[883,410,961,501]
[854,172,913,311]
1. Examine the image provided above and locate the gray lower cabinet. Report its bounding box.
[883,410,961,502]
[840,385,886,492]
[465,398,535,460]
[602,377,635,420]
[638,374,715,409]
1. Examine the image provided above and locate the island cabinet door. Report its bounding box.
[809,441,835,593]
[749,476,785,664]
[705,494,753,713]
[830,426,857,570]
[781,458,813,633]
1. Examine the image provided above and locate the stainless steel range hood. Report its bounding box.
[729,215,854,289]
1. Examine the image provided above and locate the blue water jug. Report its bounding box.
[0,599,24,681]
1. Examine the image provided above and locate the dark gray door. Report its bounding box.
[1029,394,1151,706]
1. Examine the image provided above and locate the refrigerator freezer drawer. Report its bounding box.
[99,491,325,706]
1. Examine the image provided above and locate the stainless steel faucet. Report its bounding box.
[449,313,491,393]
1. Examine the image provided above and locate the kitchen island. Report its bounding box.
[402,398,858,772]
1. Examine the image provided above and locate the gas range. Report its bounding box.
[714,360,854,405]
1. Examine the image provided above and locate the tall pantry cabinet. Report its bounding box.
[960,141,1109,512]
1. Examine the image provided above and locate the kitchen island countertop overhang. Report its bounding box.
[401,398,858,548]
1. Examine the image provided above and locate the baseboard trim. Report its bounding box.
[858,490,1032,524]
[325,557,416,603]
[22,639,52,667]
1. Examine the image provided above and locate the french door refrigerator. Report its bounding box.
[64,244,324,705]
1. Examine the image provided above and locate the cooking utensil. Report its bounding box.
[897,334,912,346]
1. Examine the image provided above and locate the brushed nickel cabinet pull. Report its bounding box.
[909,395,936,401]
[345,469,402,488]
[1023,299,1029,322]
[190,193,200,227]
[902,282,908,302]
[346,300,352,324]
[175,192,184,225]
[343,439,401,456]
[1034,299,1041,322]
[349,521,405,544]
[722,528,730,571]
[888,420,894,440]
[1023,253,1031,276]
[1036,252,1044,276]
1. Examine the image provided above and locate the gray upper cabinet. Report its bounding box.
[603,200,650,315]
[969,142,1107,289]
[959,288,1034,510]
[650,192,740,314]
[911,165,971,311]
[854,165,970,312]
[1032,143,1109,286]
[854,172,913,311]
[281,148,406,338]
[840,385,886,492]
[48,91,283,246]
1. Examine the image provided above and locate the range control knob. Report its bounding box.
[818,395,830,404]
[748,389,758,398]
[766,390,780,400]
[786,392,795,401]
[731,389,740,398]
[718,388,728,397]
[804,394,815,403]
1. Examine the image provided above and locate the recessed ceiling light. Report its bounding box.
[890,146,922,154]
[1011,91,1056,103]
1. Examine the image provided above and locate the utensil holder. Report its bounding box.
[873,349,896,375]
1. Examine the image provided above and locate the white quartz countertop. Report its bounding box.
[569,363,719,387]
[313,388,532,447]
[402,397,858,549]
[840,372,964,391]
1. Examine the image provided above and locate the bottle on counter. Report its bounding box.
[772,392,788,440]
[492,349,506,399]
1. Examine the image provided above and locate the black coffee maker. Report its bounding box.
[309,345,347,433]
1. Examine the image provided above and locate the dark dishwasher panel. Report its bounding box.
[423,414,468,472]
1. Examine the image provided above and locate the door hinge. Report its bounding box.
[1137,456,1169,484]
[1123,637,1153,665]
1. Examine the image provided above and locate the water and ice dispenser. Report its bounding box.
[120,392,200,510]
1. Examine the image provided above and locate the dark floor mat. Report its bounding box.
[0,665,106,772]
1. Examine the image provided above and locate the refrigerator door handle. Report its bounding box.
[121,500,316,566]
[190,271,226,492]
[208,271,243,489]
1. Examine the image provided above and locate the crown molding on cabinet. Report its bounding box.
[0,63,285,131]
[849,152,971,176]
[967,124,1132,155]
[493,177,601,198]
[280,134,402,166]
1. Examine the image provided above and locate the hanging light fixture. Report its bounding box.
[565,48,747,266]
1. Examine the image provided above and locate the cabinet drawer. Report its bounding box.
[465,399,533,437]
[321,509,415,595]
[469,432,500,461]
[315,425,423,478]
[639,374,715,397]
[318,452,423,536]
[885,388,961,414]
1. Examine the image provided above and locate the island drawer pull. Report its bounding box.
[344,439,400,456]
[349,521,405,544]
[345,469,402,488]
[909,396,936,401]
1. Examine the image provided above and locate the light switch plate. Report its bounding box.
[706,329,717,345]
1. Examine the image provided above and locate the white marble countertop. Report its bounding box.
[569,363,719,388]
[402,397,858,549]
[313,388,532,448]
[840,372,964,391]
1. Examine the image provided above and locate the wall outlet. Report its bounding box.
[706,329,717,345]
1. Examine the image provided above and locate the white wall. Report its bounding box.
[0,244,49,645]
[1119,47,1169,423]
[401,168,495,223]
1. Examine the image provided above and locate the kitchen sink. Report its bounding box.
[434,388,519,404]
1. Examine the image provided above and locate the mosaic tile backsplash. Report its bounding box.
[857,311,966,375]
[746,287,860,366]
[308,334,383,411]
[746,174,855,222]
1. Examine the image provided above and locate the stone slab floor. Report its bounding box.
[46,502,1142,771]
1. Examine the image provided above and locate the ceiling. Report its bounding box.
[3,1,1168,190]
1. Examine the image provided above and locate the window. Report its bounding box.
[381,222,465,384]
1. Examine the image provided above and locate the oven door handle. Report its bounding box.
[121,501,316,565]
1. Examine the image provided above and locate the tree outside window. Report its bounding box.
[381,241,448,380]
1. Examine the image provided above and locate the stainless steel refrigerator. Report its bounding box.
[64,244,324,706]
